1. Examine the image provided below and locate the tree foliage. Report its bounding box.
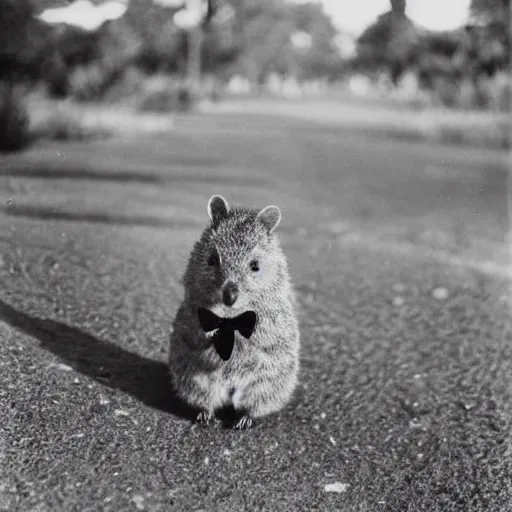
[0,0,35,77]
[354,0,509,105]
[19,0,344,95]
[289,2,344,80]
[355,2,419,83]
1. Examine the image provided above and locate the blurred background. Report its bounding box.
[0,3,511,510]
[0,0,509,150]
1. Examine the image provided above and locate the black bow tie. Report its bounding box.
[197,308,257,361]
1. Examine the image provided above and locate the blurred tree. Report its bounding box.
[289,2,345,80]
[470,0,510,20]
[415,31,460,90]
[0,0,35,80]
[0,0,33,151]
[356,0,419,84]
[229,0,294,84]
[209,0,343,84]
[467,0,509,75]
[352,0,509,108]
[123,0,183,73]
[201,1,239,76]
[355,1,417,83]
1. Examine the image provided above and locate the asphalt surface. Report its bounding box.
[0,103,511,511]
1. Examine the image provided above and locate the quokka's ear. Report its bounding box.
[257,205,281,234]
[207,195,230,227]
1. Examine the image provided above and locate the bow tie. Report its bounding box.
[197,308,257,361]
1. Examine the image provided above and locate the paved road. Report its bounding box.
[0,105,511,511]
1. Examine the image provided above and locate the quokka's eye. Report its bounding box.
[250,260,260,272]
[208,250,220,267]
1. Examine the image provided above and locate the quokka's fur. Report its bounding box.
[168,195,300,429]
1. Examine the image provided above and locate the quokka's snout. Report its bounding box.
[222,281,239,306]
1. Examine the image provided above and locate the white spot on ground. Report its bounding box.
[329,436,337,446]
[114,409,130,417]
[392,296,405,306]
[55,363,73,372]
[132,494,145,510]
[324,482,349,493]
[432,287,449,300]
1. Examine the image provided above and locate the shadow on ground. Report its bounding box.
[0,166,267,186]
[3,204,202,228]
[0,167,161,183]
[0,298,197,420]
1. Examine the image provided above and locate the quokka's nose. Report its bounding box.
[222,282,239,306]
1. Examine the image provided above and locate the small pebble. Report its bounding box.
[324,482,349,493]
[432,287,449,300]
[132,494,145,511]
[114,409,130,417]
[392,296,405,306]
[320,412,326,419]
[329,436,337,446]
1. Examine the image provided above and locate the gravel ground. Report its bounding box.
[0,104,510,511]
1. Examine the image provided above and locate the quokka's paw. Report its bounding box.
[232,415,254,430]
[196,410,214,426]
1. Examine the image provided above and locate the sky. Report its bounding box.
[39,0,473,35]
[291,0,472,36]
